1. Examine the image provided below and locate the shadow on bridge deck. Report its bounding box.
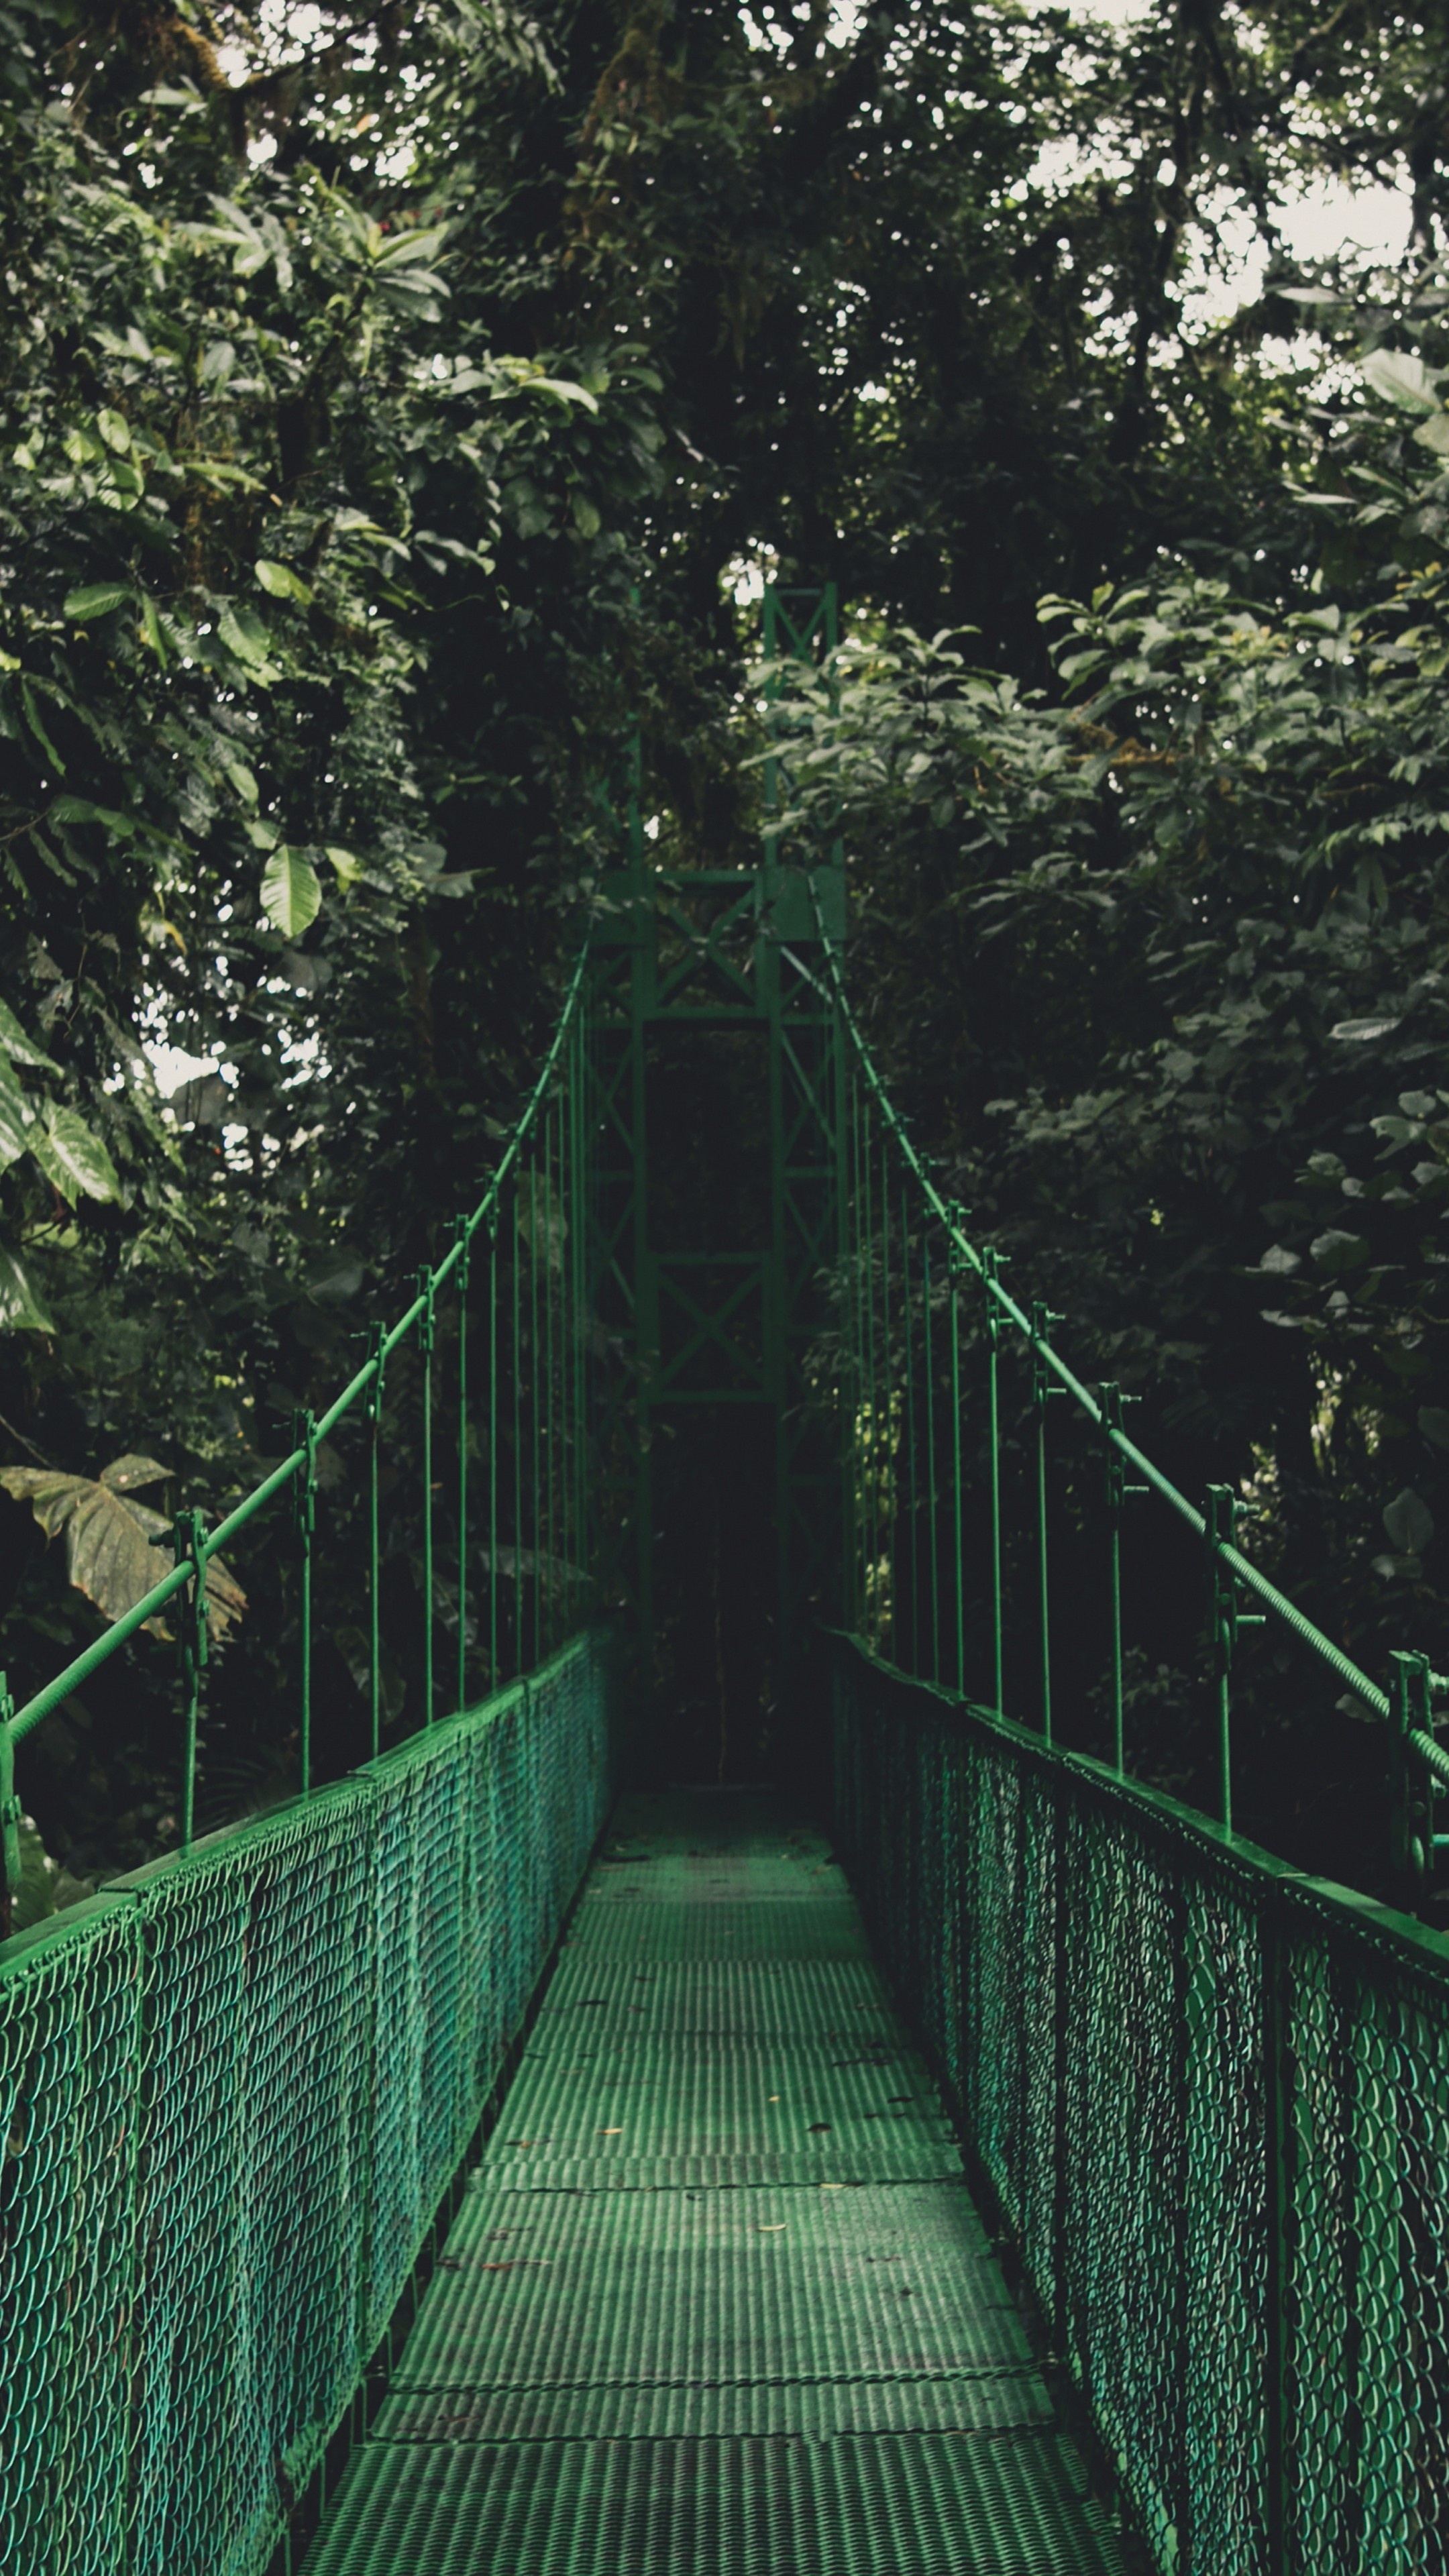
[300,1789,1123,2574]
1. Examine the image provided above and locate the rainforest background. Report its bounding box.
[5,0,1449,1919]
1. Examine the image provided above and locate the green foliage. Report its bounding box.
[10,0,1449,1887]
[0,1454,244,1637]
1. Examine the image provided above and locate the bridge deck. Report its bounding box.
[303,1790,1122,2575]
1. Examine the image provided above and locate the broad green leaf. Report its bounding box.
[0,1246,56,1333]
[0,1462,245,1636]
[64,582,131,621]
[31,1104,121,1203]
[1417,1407,1449,1452]
[0,1062,34,1171]
[97,408,131,453]
[1414,412,1449,455]
[255,557,313,605]
[375,225,449,269]
[0,999,59,1072]
[572,492,602,538]
[99,1454,171,1490]
[260,844,323,939]
[140,592,168,662]
[375,271,449,316]
[1383,1487,1434,1556]
[1360,348,1442,413]
[325,845,362,885]
[219,603,272,665]
[52,796,136,839]
[532,377,599,412]
[1308,1228,1369,1274]
[1329,1016,1401,1042]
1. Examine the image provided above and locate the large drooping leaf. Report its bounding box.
[1383,1488,1434,1558]
[260,843,323,938]
[100,1453,172,1490]
[0,1000,60,1072]
[29,1103,121,1203]
[1308,1228,1370,1275]
[0,1246,56,1334]
[1360,348,1443,412]
[254,555,313,604]
[0,1457,247,1640]
[1329,1016,1402,1042]
[0,1057,35,1171]
[62,581,133,620]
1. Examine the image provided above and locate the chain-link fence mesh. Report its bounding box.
[832,1631,1449,2576]
[0,1623,614,2576]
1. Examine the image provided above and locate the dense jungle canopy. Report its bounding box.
[5,0,1449,1911]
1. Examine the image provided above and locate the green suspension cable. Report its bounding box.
[292,1408,316,1792]
[876,1128,887,1669]
[845,1064,862,1631]
[512,1181,523,1680]
[454,1216,470,1715]
[948,1214,965,1700]
[539,1108,549,1648]
[417,1267,435,1726]
[862,1093,878,1648]
[1030,1298,1062,1747]
[902,1179,920,1678]
[530,1156,542,1670]
[923,1232,940,1687]
[173,1506,207,1851]
[488,1218,499,1693]
[982,1249,1003,1716]
[368,1322,385,1756]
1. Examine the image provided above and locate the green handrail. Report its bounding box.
[801,891,1449,1900]
[3,945,594,1870]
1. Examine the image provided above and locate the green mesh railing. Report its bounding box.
[804,892,1448,1900]
[1,959,616,2576]
[1,1629,614,2576]
[813,899,1449,2576]
[2,945,596,1861]
[832,1638,1449,2576]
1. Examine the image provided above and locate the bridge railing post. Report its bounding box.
[172,1503,208,1850]
[290,1407,317,1795]
[454,1216,470,1713]
[946,1205,968,1701]
[1030,1299,1065,1746]
[0,1670,20,1910]
[1099,1384,1145,1778]
[981,1248,1005,1716]
[417,1265,437,1723]
[899,1175,918,1674]
[1387,1646,1446,1910]
[366,1320,386,1758]
[1204,1484,1264,1836]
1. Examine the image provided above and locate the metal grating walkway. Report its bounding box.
[303,1789,1124,2575]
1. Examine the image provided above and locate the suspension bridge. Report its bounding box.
[3,589,1448,2576]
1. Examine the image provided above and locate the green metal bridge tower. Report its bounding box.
[587,585,846,1749]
